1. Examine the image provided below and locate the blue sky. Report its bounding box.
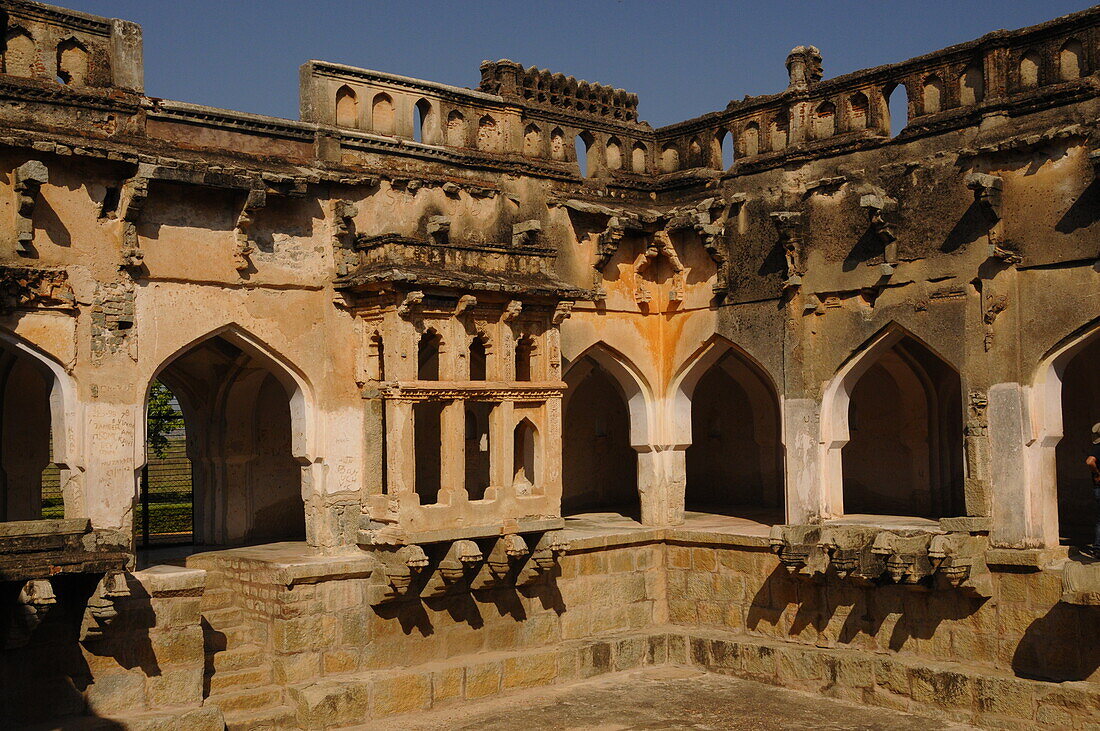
[66,0,1093,128]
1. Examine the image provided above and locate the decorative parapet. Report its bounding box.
[376,381,566,403]
[479,59,642,123]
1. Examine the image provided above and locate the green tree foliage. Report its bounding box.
[147,380,184,459]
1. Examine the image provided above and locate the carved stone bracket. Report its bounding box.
[634,229,685,306]
[552,301,574,325]
[81,571,131,642]
[502,299,523,322]
[512,219,541,247]
[332,199,359,276]
[4,578,56,649]
[233,185,266,273]
[0,266,75,315]
[11,160,48,257]
[366,544,429,605]
[858,189,899,275]
[397,290,424,318]
[454,294,477,317]
[118,172,150,275]
[770,211,804,289]
[593,217,627,296]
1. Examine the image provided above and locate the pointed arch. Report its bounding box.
[523,123,542,157]
[631,141,647,172]
[477,114,501,152]
[512,417,538,491]
[55,36,88,86]
[605,136,622,170]
[1059,39,1084,81]
[659,144,679,173]
[847,92,869,131]
[335,85,358,128]
[959,64,984,105]
[820,323,963,519]
[550,127,566,161]
[446,109,466,147]
[1019,49,1041,88]
[563,342,653,448]
[371,92,395,135]
[413,98,435,143]
[922,74,944,114]
[812,100,837,139]
[1028,317,1100,547]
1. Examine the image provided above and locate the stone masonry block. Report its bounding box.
[612,636,647,671]
[431,666,464,705]
[291,678,371,729]
[144,666,203,709]
[464,660,502,699]
[371,672,431,717]
[503,649,558,689]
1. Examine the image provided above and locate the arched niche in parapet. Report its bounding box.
[659,143,679,173]
[446,109,467,147]
[562,343,654,519]
[687,137,703,168]
[715,128,734,170]
[55,36,88,86]
[741,121,760,157]
[1019,49,1042,89]
[372,92,395,135]
[2,26,38,78]
[335,85,358,128]
[768,112,789,151]
[0,329,79,523]
[670,336,784,523]
[605,136,623,171]
[575,131,595,177]
[1059,39,1084,81]
[820,324,964,521]
[847,92,869,132]
[1029,318,1100,550]
[922,74,944,114]
[550,127,566,161]
[477,114,501,152]
[884,82,909,137]
[146,325,315,548]
[414,98,437,144]
[468,333,489,381]
[959,64,984,106]
[523,123,543,157]
[631,141,647,173]
[812,100,836,139]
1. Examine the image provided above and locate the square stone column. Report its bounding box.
[385,401,416,497]
[439,400,467,501]
[636,445,685,526]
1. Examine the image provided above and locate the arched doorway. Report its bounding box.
[562,357,638,518]
[0,338,66,522]
[684,349,783,520]
[836,332,964,519]
[148,332,307,548]
[1054,332,1100,546]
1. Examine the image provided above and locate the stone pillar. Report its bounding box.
[439,400,467,501]
[782,397,827,524]
[489,401,513,490]
[386,401,416,497]
[636,445,686,526]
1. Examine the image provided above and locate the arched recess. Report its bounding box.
[372,93,395,135]
[820,324,964,520]
[413,98,436,143]
[145,325,314,547]
[0,329,79,522]
[631,142,647,172]
[335,85,358,128]
[669,337,783,520]
[562,343,653,517]
[512,418,538,492]
[1028,319,1100,548]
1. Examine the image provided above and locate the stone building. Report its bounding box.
[0,0,1098,727]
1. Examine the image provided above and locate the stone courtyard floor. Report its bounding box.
[360,666,975,730]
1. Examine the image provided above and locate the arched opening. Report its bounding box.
[959,65,984,105]
[683,348,783,522]
[922,74,943,114]
[372,93,395,135]
[335,85,358,128]
[1059,40,1084,81]
[562,357,639,518]
[0,339,66,522]
[837,333,964,519]
[550,128,566,161]
[885,82,909,137]
[418,329,442,380]
[1020,50,1041,88]
[769,112,789,151]
[848,93,869,131]
[631,142,647,172]
[1054,331,1100,547]
[2,27,37,78]
[812,100,836,139]
[148,332,307,548]
[55,37,88,86]
[464,403,491,500]
[742,122,760,157]
[659,144,679,173]
[413,98,433,143]
[477,115,501,152]
[446,109,466,147]
[137,380,192,547]
[514,335,534,381]
[523,123,542,157]
[512,418,538,492]
[575,132,593,177]
[716,129,734,169]
[605,136,622,170]
[687,137,703,167]
[469,335,488,381]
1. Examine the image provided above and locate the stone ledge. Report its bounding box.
[132,565,206,597]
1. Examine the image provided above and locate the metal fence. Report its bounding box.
[138,437,194,546]
[40,463,63,519]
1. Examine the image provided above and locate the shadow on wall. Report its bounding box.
[1013,603,1100,682]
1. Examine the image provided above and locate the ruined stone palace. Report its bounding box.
[0,0,1098,727]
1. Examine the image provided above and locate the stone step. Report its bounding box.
[207,684,284,715]
[223,704,297,731]
[201,606,247,630]
[208,620,268,649]
[200,587,237,612]
[206,665,273,695]
[207,643,269,673]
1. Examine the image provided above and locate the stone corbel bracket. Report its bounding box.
[928,533,993,598]
[11,160,48,257]
[870,532,935,587]
[767,525,827,581]
[515,531,570,586]
[366,544,429,606]
[4,578,56,649]
[769,211,804,289]
[454,294,477,317]
[80,571,131,642]
[232,185,266,273]
[502,299,523,322]
[427,215,450,245]
[470,534,530,591]
[422,540,483,598]
[592,217,627,296]
[117,170,150,275]
[552,301,574,325]
[512,219,542,247]
[397,290,425,318]
[858,189,899,277]
[332,199,359,276]
[818,526,885,585]
[964,173,1020,264]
